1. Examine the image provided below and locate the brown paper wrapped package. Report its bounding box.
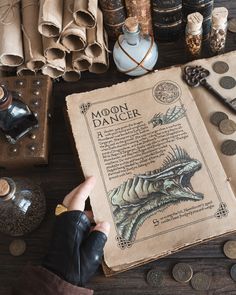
[42,58,65,79]
[0,0,23,66]
[22,0,45,71]
[61,0,86,51]
[89,31,109,73]
[72,51,92,72]
[85,8,104,58]
[43,36,67,63]
[73,0,98,28]
[63,54,81,82]
[125,0,153,35]
[38,0,63,37]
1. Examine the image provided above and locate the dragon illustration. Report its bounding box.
[149,105,186,127]
[108,146,203,242]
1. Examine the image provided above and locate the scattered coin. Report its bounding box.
[230,264,236,282]
[228,18,236,33]
[210,111,229,126]
[9,239,26,256]
[219,76,236,90]
[219,119,236,135]
[146,269,164,287]
[223,240,236,259]
[191,272,211,291]
[212,61,229,74]
[172,263,193,283]
[221,140,236,156]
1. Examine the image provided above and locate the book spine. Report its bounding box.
[151,0,183,41]
[125,0,153,35]
[98,0,126,40]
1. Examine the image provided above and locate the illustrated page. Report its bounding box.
[67,65,236,274]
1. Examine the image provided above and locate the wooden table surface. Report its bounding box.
[1,1,236,294]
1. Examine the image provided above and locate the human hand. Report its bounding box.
[42,176,110,286]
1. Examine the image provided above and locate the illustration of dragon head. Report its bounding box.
[109,146,204,242]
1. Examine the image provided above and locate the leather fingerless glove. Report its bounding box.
[42,211,107,286]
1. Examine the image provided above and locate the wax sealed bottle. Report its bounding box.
[209,7,228,54]
[113,17,158,76]
[0,177,46,236]
[0,85,38,144]
[185,12,203,57]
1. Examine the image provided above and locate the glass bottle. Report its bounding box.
[0,85,38,144]
[209,7,228,54]
[113,17,158,76]
[185,12,203,57]
[0,177,46,236]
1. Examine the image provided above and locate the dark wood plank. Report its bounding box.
[1,0,236,294]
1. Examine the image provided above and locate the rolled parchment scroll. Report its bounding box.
[85,8,104,58]
[38,0,63,37]
[89,31,109,73]
[22,0,45,71]
[17,63,36,76]
[42,58,65,79]
[62,54,81,82]
[43,36,66,63]
[72,51,92,72]
[61,0,86,51]
[73,0,98,28]
[0,0,23,66]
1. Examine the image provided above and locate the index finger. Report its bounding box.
[63,176,96,211]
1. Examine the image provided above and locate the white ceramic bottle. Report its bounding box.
[113,17,158,76]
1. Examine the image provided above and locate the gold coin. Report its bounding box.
[9,239,26,256]
[219,119,236,135]
[223,240,236,259]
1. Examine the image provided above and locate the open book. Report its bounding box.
[66,50,236,276]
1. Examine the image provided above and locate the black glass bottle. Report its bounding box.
[0,85,38,144]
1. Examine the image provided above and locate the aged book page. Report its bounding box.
[185,51,236,195]
[66,61,236,274]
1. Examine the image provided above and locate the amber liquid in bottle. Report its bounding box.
[0,86,38,144]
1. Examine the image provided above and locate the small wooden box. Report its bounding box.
[0,75,53,169]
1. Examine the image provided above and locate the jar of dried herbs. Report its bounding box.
[0,177,46,236]
[209,7,228,54]
[185,12,203,56]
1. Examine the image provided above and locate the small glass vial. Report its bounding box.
[0,85,38,144]
[113,17,158,76]
[185,12,203,57]
[209,7,228,54]
[0,177,46,236]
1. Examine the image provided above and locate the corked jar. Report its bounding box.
[185,12,203,57]
[0,177,46,236]
[209,7,228,54]
[113,17,158,76]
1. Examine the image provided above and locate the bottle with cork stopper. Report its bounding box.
[113,17,158,76]
[185,12,203,57]
[209,7,228,54]
[0,85,38,144]
[0,177,46,236]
